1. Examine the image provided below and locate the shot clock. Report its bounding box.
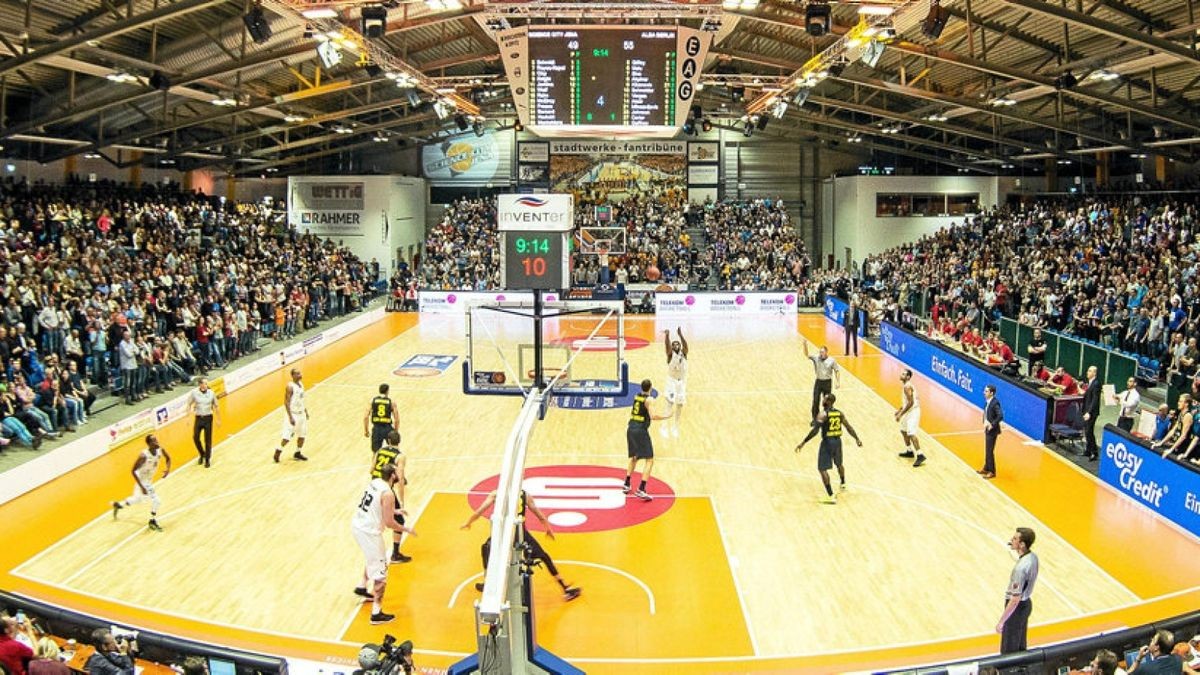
[503,232,564,290]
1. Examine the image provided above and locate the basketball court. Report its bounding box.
[2,311,1197,673]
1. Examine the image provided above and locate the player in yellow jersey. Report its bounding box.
[363,383,399,452]
[795,394,863,504]
[371,430,411,563]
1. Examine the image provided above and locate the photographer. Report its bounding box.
[83,629,135,675]
[355,636,413,675]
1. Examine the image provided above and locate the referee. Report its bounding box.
[188,377,219,468]
[997,527,1039,653]
[802,341,841,419]
[364,383,399,452]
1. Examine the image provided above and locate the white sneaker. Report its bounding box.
[635,489,653,501]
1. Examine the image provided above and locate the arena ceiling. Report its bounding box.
[0,0,1197,176]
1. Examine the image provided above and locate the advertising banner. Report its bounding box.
[823,294,866,337]
[419,290,560,314]
[518,142,550,163]
[654,292,797,316]
[497,193,574,232]
[687,164,719,186]
[688,142,719,163]
[288,180,368,238]
[1101,427,1200,539]
[108,408,156,449]
[421,132,501,182]
[877,321,1051,442]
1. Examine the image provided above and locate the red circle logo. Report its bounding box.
[467,465,675,533]
[551,336,650,351]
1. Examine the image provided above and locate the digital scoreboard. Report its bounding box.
[503,232,565,290]
[529,28,676,127]
[497,26,712,137]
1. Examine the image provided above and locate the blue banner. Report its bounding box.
[1101,427,1200,539]
[822,294,866,337]
[877,322,1051,442]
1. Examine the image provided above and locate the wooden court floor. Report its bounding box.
[2,312,1199,674]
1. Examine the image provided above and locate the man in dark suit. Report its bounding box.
[1081,365,1101,461]
[979,384,1003,478]
[844,300,860,356]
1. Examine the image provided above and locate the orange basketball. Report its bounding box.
[646,265,661,281]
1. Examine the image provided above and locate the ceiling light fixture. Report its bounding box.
[301,7,338,19]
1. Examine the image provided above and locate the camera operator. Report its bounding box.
[355,637,413,675]
[84,629,135,675]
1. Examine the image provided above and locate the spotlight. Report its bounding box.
[514,120,525,132]
[402,89,422,107]
[364,63,383,77]
[743,120,754,137]
[243,5,272,44]
[683,119,696,136]
[755,114,768,131]
[828,61,845,77]
[731,85,745,102]
[148,70,170,91]
[691,104,702,120]
[701,118,713,133]
[361,6,387,39]
[473,121,485,137]
[805,2,831,37]
[922,1,949,39]
[793,88,810,106]
[455,114,469,131]
[1054,72,1078,89]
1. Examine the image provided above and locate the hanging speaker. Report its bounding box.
[149,70,170,91]
[243,6,272,44]
[921,5,949,39]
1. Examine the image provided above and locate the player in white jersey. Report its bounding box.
[895,369,926,467]
[351,463,417,624]
[112,435,172,531]
[273,368,309,463]
[661,328,689,438]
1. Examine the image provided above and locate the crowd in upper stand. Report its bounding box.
[417,193,811,293]
[855,194,1200,386]
[0,177,380,453]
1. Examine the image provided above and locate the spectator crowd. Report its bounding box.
[0,178,381,454]
[418,193,811,294]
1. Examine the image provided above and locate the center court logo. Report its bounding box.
[1106,441,1167,507]
[468,465,675,533]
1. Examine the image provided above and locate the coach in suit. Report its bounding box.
[844,301,860,356]
[979,384,1003,478]
[1081,365,1101,461]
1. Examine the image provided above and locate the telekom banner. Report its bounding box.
[655,291,797,316]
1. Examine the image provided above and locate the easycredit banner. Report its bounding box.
[877,321,1051,442]
[1101,428,1200,539]
[822,294,866,337]
[655,292,797,316]
[419,290,566,314]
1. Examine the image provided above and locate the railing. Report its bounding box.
[998,317,1140,389]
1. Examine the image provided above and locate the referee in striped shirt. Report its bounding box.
[803,341,841,420]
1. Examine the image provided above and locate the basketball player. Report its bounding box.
[371,430,411,563]
[351,462,417,624]
[661,328,689,437]
[795,394,862,504]
[895,369,927,467]
[363,383,399,452]
[624,378,670,501]
[273,368,308,463]
[461,489,581,601]
[112,435,173,531]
